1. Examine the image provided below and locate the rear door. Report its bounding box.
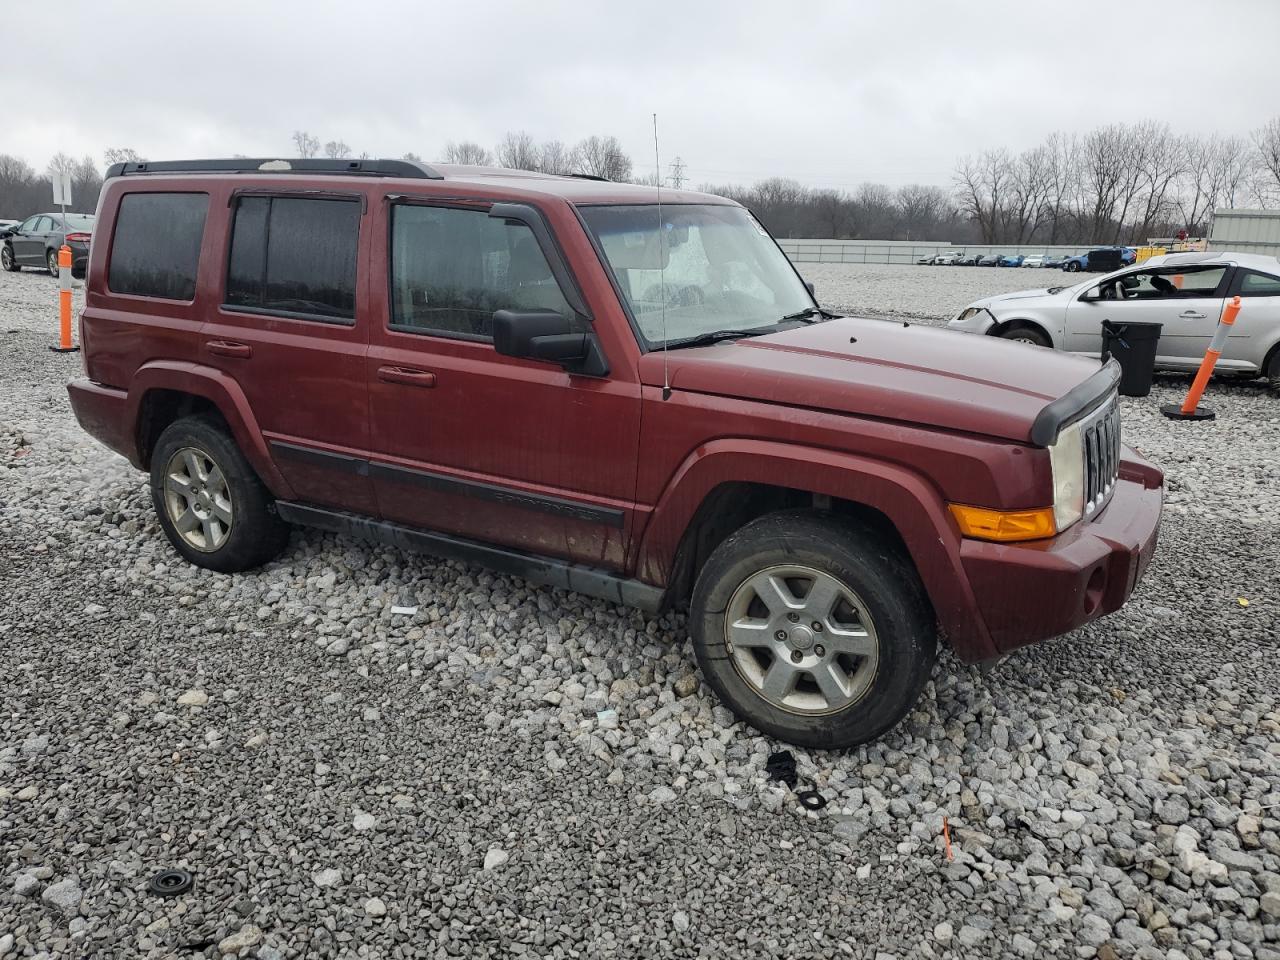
[1064,264,1230,365]
[1226,268,1280,373]
[201,189,376,514]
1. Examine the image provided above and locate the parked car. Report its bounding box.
[1,212,94,275]
[934,252,962,266]
[67,157,1163,749]
[1062,246,1137,272]
[916,253,938,265]
[956,253,981,266]
[998,254,1025,268]
[976,253,1003,266]
[1041,254,1070,269]
[1021,254,1047,268]
[0,219,19,232]
[947,251,1280,379]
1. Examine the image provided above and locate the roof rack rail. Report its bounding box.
[566,172,610,182]
[104,158,444,180]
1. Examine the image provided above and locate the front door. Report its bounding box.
[201,191,376,515]
[12,215,49,264]
[1064,264,1231,365]
[366,198,640,569]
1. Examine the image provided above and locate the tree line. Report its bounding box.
[4,118,1280,246]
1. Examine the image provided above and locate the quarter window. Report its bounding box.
[1239,270,1280,296]
[107,192,209,301]
[388,203,574,340]
[225,196,360,321]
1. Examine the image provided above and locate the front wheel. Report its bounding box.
[690,511,936,749]
[1065,261,1080,272]
[47,249,59,276]
[997,326,1051,348]
[150,416,290,573]
[0,245,18,272]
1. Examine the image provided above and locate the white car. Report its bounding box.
[934,252,962,266]
[1021,254,1046,268]
[947,251,1280,379]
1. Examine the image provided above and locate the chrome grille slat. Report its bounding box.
[1081,394,1121,519]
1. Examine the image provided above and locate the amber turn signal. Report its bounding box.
[948,503,1057,542]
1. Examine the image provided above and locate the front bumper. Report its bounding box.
[959,447,1163,653]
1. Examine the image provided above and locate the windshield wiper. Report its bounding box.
[663,328,774,350]
[778,306,837,323]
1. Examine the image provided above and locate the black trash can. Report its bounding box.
[1101,320,1162,397]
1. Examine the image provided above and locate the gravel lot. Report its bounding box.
[2,264,1278,960]
[806,262,1061,321]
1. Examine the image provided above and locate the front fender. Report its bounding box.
[126,361,294,498]
[637,438,996,660]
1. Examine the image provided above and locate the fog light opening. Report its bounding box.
[1083,566,1107,616]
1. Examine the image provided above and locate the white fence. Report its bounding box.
[776,239,1092,265]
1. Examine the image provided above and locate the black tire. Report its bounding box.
[1065,261,1081,272]
[46,249,59,276]
[689,510,936,749]
[0,244,18,272]
[997,325,1051,348]
[1266,349,1280,383]
[150,416,289,573]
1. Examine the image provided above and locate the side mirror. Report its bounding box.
[1080,286,1101,302]
[492,309,608,377]
[804,281,816,297]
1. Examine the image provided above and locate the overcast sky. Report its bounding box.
[8,0,1280,189]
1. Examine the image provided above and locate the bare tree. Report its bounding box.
[494,131,540,171]
[441,141,493,166]
[291,131,320,158]
[896,184,949,240]
[402,152,423,162]
[953,150,1013,243]
[104,147,145,166]
[323,140,352,159]
[538,139,577,176]
[574,136,632,181]
[1254,117,1280,206]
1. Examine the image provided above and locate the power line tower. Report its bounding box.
[668,156,686,189]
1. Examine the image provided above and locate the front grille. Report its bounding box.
[1083,395,1121,518]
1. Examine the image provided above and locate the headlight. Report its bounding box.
[1049,420,1085,532]
[953,307,981,324]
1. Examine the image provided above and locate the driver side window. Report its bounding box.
[20,216,41,233]
[1110,266,1226,300]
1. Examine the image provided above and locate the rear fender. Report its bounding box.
[126,361,294,498]
[638,439,996,660]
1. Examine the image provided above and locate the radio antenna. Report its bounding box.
[653,112,671,401]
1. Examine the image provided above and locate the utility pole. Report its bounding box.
[668,156,686,189]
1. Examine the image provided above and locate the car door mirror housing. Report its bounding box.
[492,309,609,377]
[804,281,816,297]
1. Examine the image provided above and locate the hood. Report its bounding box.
[639,316,1104,444]
[978,285,1078,307]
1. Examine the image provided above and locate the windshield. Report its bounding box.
[578,204,814,349]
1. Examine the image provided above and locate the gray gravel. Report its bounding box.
[2,264,1278,959]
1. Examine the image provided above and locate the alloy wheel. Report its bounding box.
[162,446,234,552]
[723,564,880,715]
[1,246,12,270]
[47,251,59,275]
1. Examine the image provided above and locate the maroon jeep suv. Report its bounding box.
[67,158,1163,748]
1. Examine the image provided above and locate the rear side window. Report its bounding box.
[225,196,360,321]
[388,203,574,340]
[107,193,209,301]
[1239,270,1280,296]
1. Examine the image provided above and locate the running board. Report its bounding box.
[275,502,664,612]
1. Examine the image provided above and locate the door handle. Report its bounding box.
[206,339,252,359]
[377,365,436,387]
[1178,310,1206,319]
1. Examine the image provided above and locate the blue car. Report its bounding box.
[1061,246,1137,272]
[997,254,1024,267]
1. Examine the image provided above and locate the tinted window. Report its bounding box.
[1239,270,1280,296]
[1107,266,1226,300]
[108,193,209,301]
[389,204,574,340]
[225,196,360,321]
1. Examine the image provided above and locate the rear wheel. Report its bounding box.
[150,416,289,572]
[1266,349,1280,383]
[689,511,936,749]
[0,245,17,272]
[997,326,1051,348]
[1065,261,1081,272]
[46,249,59,276]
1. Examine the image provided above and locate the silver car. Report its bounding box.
[947,251,1280,379]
